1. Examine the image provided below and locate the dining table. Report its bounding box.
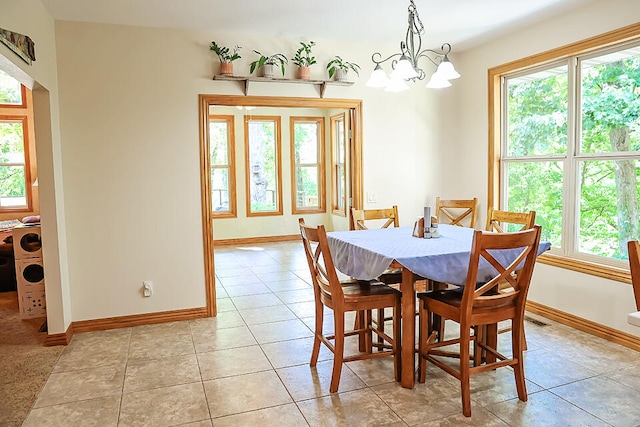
[326,224,551,388]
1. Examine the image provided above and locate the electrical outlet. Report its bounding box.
[143,281,153,297]
[367,192,377,203]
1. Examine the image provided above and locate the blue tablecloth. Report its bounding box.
[327,225,551,285]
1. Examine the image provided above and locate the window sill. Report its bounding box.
[538,253,631,284]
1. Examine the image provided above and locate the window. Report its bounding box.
[244,115,282,216]
[0,70,32,212]
[0,69,25,106]
[290,117,325,214]
[209,115,236,217]
[331,113,347,215]
[491,26,640,276]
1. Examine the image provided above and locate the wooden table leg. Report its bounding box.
[400,267,416,388]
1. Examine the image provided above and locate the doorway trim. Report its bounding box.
[198,95,364,316]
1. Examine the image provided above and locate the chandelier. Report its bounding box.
[366,0,460,92]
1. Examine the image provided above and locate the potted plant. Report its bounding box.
[249,50,288,78]
[326,56,360,82]
[291,41,316,80]
[209,41,241,76]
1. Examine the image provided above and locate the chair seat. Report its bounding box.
[341,282,401,298]
[420,289,514,314]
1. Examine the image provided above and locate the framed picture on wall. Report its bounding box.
[0,27,36,65]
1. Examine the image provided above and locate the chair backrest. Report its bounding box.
[350,206,399,230]
[460,225,541,315]
[486,207,536,233]
[435,197,478,228]
[628,240,640,310]
[299,218,344,303]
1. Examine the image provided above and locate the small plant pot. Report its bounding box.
[335,69,348,82]
[297,66,311,81]
[219,62,233,77]
[263,63,276,79]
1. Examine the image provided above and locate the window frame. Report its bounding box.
[0,84,26,109]
[330,113,347,216]
[0,89,33,213]
[489,22,640,284]
[208,114,236,218]
[290,116,326,214]
[243,115,283,217]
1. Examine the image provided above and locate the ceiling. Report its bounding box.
[40,0,596,52]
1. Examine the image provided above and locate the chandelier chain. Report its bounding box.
[408,0,424,36]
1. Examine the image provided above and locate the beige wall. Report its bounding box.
[52,22,439,321]
[2,0,638,338]
[0,0,71,334]
[446,0,640,335]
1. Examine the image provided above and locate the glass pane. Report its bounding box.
[337,165,345,210]
[295,166,318,209]
[0,165,26,206]
[577,159,640,259]
[504,161,563,247]
[336,120,345,160]
[211,167,229,212]
[209,121,229,165]
[0,121,25,163]
[248,120,278,212]
[580,46,640,154]
[294,122,318,164]
[0,69,22,105]
[506,65,568,157]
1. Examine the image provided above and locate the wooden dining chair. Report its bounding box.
[485,208,536,348]
[350,205,399,230]
[435,197,478,228]
[486,207,536,233]
[628,240,640,310]
[298,218,401,393]
[417,225,542,417]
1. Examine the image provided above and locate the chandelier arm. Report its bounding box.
[371,51,404,66]
[414,44,455,67]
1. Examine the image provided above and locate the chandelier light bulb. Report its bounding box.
[436,57,461,80]
[385,76,410,92]
[366,65,390,88]
[390,55,419,80]
[426,73,452,89]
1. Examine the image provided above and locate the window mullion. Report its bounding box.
[564,56,579,258]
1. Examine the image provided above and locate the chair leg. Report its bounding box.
[364,310,373,353]
[460,324,472,417]
[330,311,345,393]
[310,300,324,367]
[431,281,447,341]
[512,318,528,402]
[376,308,385,350]
[355,310,366,352]
[417,300,429,383]
[392,300,402,382]
[485,323,498,364]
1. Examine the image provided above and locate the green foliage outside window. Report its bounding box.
[506,47,640,260]
[294,122,319,208]
[0,121,26,203]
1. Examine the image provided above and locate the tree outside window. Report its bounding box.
[503,42,640,263]
[245,116,282,216]
[291,117,324,213]
[209,115,235,217]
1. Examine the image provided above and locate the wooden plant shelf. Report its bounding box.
[213,75,354,98]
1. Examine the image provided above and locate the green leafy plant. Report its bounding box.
[326,56,361,79]
[291,41,317,67]
[249,51,288,76]
[209,41,241,62]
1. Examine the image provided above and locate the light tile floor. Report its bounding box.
[23,241,640,426]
